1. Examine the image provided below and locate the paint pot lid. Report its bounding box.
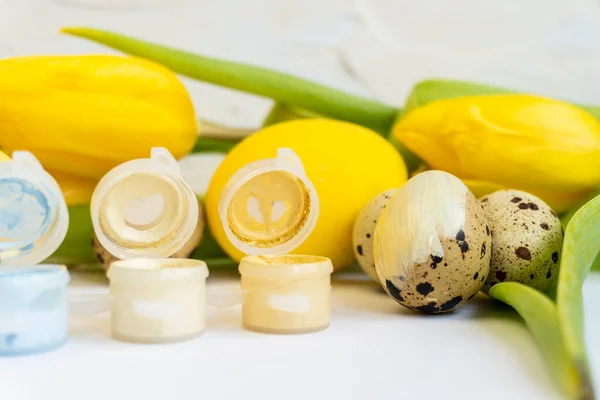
[218,148,319,256]
[91,147,199,260]
[0,152,69,267]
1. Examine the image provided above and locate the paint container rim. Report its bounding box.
[91,148,199,261]
[0,152,69,268]
[218,148,320,257]
[0,264,70,288]
[239,254,333,278]
[107,258,209,284]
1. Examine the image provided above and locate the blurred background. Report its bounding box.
[2,0,599,130]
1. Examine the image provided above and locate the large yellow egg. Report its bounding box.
[205,119,407,269]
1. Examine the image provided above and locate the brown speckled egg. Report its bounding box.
[479,190,563,293]
[373,171,491,313]
[94,201,205,270]
[352,189,399,282]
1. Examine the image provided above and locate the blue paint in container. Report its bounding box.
[0,152,70,356]
[0,266,70,356]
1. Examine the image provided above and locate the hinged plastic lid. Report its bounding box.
[0,152,69,267]
[91,148,199,260]
[219,148,319,256]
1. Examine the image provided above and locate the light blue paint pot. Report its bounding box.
[0,266,70,356]
[0,152,70,356]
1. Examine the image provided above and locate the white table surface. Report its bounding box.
[1,1,600,399]
[1,268,598,400]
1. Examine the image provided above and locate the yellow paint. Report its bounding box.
[227,171,310,248]
[393,94,600,212]
[240,255,332,334]
[205,119,408,269]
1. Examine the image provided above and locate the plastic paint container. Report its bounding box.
[91,148,209,343]
[219,148,333,334]
[107,258,208,343]
[0,152,70,355]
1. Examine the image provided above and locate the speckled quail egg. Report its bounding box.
[373,170,491,313]
[479,190,563,293]
[353,189,399,282]
[94,202,205,269]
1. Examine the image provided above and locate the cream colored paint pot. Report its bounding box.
[91,148,207,343]
[240,255,332,334]
[219,148,334,334]
[107,258,209,343]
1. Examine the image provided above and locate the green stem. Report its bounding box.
[193,137,238,154]
[198,118,254,140]
[61,27,398,133]
[262,103,324,127]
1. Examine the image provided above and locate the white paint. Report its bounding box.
[107,259,208,342]
[124,193,165,228]
[374,171,468,280]
[133,300,177,319]
[246,196,287,225]
[268,294,311,313]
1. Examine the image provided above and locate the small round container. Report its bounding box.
[91,148,209,343]
[107,259,208,343]
[219,148,334,334]
[240,255,332,334]
[0,152,70,355]
[0,266,70,355]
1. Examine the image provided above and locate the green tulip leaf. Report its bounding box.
[61,27,397,134]
[489,282,580,398]
[46,204,96,265]
[490,194,600,399]
[556,194,600,397]
[399,79,600,121]
[193,137,239,154]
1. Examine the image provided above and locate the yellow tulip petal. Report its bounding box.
[393,94,600,211]
[462,179,505,198]
[394,94,600,193]
[50,171,97,206]
[0,55,197,179]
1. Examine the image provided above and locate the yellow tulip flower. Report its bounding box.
[50,171,97,205]
[0,150,9,162]
[0,55,197,179]
[393,94,600,212]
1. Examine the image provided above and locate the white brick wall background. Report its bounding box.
[2,0,599,129]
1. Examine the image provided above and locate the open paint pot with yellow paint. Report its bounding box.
[90,147,209,343]
[218,148,333,334]
[0,152,70,355]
